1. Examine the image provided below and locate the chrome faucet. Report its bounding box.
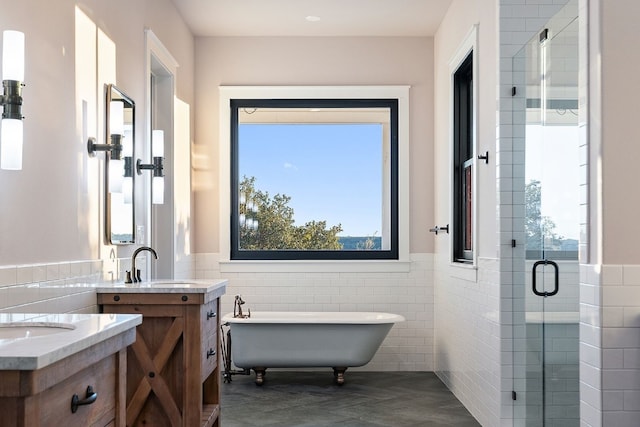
[125,246,158,283]
[233,295,250,318]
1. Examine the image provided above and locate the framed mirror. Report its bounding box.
[105,84,135,244]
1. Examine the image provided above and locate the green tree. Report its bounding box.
[356,232,379,250]
[239,176,343,250]
[525,180,562,250]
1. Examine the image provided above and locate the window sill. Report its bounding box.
[219,259,412,274]
[448,261,478,282]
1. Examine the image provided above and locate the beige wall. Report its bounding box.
[0,0,194,266]
[193,36,435,254]
[599,0,640,265]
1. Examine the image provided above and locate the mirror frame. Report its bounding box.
[105,84,135,245]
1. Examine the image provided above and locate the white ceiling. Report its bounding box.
[170,0,453,37]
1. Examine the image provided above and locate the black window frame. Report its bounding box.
[453,52,474,263]
[230,98,399,261]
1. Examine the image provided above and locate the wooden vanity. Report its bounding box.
[97,280,227,427]
[0,313,141,427]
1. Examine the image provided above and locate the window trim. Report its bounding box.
[230,98,398,260]
[218,86,410,271]
[453,53,474,263]
[449,26,479,267]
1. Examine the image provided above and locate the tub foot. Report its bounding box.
[333,367,347,385]
[253,367,266,386]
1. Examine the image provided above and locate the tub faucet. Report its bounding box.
[233,295,250,318]
[125,246,158,283]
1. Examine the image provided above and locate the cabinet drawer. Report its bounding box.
[38,354,117,427]
[200,299,218,338]
[200,299,219,382]
[201,328,218,381]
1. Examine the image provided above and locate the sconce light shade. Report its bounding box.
[123,156,133,203]
[2,30,24,81]
[153,175,164,205]
[109,158,124,193]
[0,118,22,170]
[152,129,164,157]
[123,129,133,157]
[123,176,133,204]
[109,101,124,136]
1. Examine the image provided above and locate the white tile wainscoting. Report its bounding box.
[581,264,640,427]
[0,260,103,313]
[194,252,435,372]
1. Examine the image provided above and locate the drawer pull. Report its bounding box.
[207,348,216,359]
[207,311,217,320]
[71,385,98,413]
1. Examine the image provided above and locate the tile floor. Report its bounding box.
[220,370,480,426]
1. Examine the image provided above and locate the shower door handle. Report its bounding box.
[532,260,559,297]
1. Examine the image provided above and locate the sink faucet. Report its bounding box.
[125,246,158,283]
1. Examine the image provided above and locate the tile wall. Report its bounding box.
[579,263,602,426]
[596,265,640,426]
[0,256,155,313]
[578,263,640,427]
[0,260,103,313]
[434,256,502,427]
[195,252,435,372]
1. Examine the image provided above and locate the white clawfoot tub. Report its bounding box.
[222,311,405,385]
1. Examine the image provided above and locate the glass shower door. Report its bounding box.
[512,1,579,425]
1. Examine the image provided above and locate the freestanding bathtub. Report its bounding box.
[222,311,405,385]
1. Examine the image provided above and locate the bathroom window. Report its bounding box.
[229,98,399,260]
[453,52,474,263]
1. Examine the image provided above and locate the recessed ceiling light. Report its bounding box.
[305,15,321,22]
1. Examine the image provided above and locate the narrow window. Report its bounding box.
[453,52,474,263]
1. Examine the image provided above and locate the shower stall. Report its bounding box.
[511,0,580,425]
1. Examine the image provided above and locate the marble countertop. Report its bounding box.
[0,313,142,370]
[95,279,227,299]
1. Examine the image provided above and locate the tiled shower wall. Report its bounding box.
[498,0,577,425]
[194,252,435,372]
[495,1,640,426]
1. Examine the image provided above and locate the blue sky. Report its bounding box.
[239,123,383,237]
[525,124,580,240]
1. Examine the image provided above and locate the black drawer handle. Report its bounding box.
[207,348,216,359]
[207,310,217,320]
[71,385,98,413]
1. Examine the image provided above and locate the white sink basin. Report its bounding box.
[0,313,142,371]
[0,322,76,339]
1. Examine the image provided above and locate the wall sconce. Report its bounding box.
[137,129,164,204]
[87,100,125,193]
[0,30,25,170]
